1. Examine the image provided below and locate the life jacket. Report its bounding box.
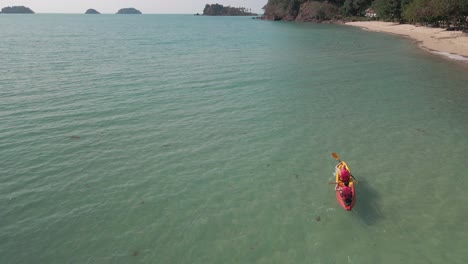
[339,169,350,182]
[341,186,352,199]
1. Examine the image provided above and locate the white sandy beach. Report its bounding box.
[346,21,468,60]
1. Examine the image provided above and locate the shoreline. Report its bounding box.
[345,21,468,62]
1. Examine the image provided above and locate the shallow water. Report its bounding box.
[0,14,467,263]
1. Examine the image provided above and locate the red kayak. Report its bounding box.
[331,153,356,211]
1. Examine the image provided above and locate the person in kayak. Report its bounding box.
[335,181,352,201]
[340,182,353,206]
[339,168,350,184]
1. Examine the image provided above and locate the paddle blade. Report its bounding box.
[331,152,339,161]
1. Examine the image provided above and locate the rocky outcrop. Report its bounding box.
[116,8,142,14]
[1,6,34,14]
[295,2,339,22]
[262,0,340,22]
[85,9,100,14]
[261,0,301,21]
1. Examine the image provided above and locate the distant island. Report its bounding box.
[116,8,142,14]
[1,6,34,14]
[203,4,257,16]
[85,9,100,14]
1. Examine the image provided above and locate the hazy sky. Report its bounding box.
[1,1,267,14]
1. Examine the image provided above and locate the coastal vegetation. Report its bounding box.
[1,6,34,14]
[85,9,100,14]
[116,8,142,14]
[203,4,257,16]
[262,0,468,30]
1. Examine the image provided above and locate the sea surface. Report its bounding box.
[1,14,467,264]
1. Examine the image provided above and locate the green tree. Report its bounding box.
[341,0,372,16]
[402,0,429,23]
[402,0,468,28]
[372,0,401,20]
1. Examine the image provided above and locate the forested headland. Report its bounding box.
[203,4,257,16]
[262,0,468,30]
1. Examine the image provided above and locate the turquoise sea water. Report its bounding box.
[1,14,467,263]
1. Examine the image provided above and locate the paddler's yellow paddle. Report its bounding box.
[331,152,357,182]
[331,152,341,162]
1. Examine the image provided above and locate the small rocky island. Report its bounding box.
[1,6,35,14]
[203,4,257,16]
[116,8,142,14]
[85,9,100,14]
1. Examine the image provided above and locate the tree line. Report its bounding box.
[263,0,468,30]
[203,4,257,16]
